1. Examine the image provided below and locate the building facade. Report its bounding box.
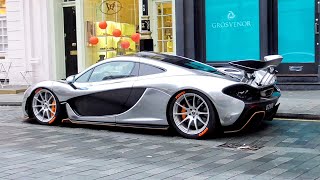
[2,0,320,88]
[3,0,180,85]
[193,0,320,87]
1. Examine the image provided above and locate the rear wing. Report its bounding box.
[228,55,283,73]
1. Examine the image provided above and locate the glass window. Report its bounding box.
[139,63,165,76]
[88,61,136,82]
[155,1,174,53]
[278,0,315,63]
[205,0,260,62]
[160,55,218,73]
[0,16,7,53]
[84,0,139,67]
[0,0,5,15]
[75,68,93,82]
[0,0,7,53]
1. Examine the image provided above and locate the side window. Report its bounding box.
[75,69,93,83]
[139,63,165,76]
[88,61,136,82]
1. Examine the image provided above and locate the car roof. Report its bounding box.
[96,52,192,68]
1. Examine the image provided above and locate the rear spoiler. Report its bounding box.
[228,55,283,73]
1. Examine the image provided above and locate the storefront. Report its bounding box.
[56,0,177,78]
[194,0,320,82]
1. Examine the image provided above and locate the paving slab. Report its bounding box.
[0,105,320,179]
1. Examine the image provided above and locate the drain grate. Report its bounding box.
[218,143,263,151]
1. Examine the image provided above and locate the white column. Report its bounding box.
[6,0,26,85]
[76,0,86,73]
[48,0,65,80]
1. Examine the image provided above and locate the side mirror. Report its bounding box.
[66,75,76,84]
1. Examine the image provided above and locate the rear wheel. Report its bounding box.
[168,90,218,139]
[31,88,61,125]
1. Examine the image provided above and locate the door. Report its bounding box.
[277,0,319,75]
[152,0,175,54]
[69,61,140,123]
[63,6,78,77]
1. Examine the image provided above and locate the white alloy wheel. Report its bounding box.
[32,89,58,124]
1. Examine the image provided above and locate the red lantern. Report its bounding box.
[131,33,141,43]
[99,21,107,29]
[89,36,99,45]
[120,40,130,49]
[113,29,122,37]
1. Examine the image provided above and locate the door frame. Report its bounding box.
[150,0,176,54]
[57,0,86,77]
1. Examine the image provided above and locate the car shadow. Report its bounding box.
[23,118,274,140]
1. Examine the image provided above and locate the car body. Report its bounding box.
[22,52,281,139]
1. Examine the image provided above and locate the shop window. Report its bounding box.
[84,0,139,67]
[0,0,6,53]
[0,0,5,15]
[154,1,173,53]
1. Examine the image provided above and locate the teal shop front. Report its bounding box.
[205,0,261,62]
[198,0,320,78]
[276,0,319,76]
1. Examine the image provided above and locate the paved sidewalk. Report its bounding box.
[277,91,320,119]
[1,106,320,179]
[0,91,320,119]
[0,93,23,106]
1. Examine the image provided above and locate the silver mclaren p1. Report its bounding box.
[22,52,282,139]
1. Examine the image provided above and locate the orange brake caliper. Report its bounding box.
[181,104,187,120]
[51,101,56,117]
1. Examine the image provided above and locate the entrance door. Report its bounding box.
[277,0,319,75]
[63,6,78,77]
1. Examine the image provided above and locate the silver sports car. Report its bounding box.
[22,52,282,139]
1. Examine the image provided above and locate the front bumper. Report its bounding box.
[223,95,280,133]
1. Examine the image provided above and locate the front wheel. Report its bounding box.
[31,88,61,125]
[168,90,218,139]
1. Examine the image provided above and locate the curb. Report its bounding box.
[275,113,320,120]
[0,102,22,106]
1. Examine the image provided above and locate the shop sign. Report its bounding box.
[141,20,150,31]
[205,0,260,62]
[99,0,122,15]
[211,11,252,29]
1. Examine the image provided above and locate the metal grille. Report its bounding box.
[218,143,263,151]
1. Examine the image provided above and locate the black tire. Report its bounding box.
[31,88,61,125]
[168,90,218,139]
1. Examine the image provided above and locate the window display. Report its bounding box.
[0,0,5,15]
[84,0,140,67]
[155,1,173,53]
